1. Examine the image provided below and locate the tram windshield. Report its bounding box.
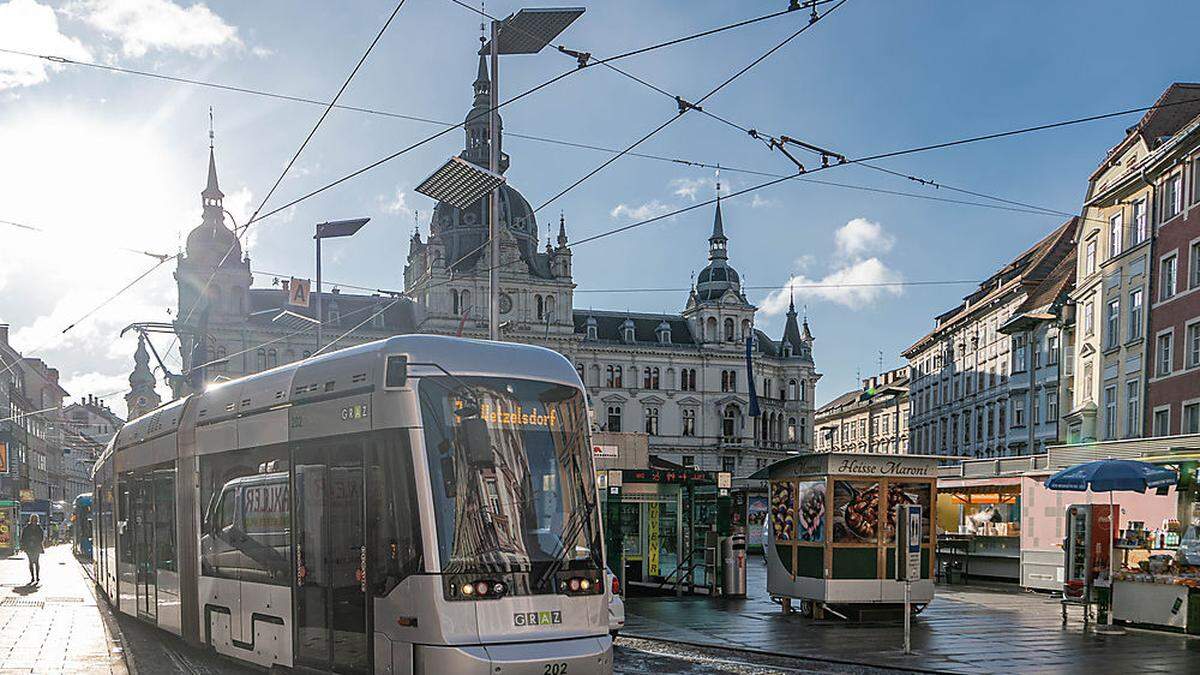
[419,376,601,586]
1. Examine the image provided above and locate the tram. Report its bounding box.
[72,493,93,558]
[92,334,612,674]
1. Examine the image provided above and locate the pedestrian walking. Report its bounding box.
[20,515,45,585]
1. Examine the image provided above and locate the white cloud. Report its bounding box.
[69,0,242,58]
[834,217,895,259]
[0,0,91,90]
[759,218,904,313]
[750,193,778,209]
[380,188,414,218]
[610,200,674,221]
[670,177,709,201]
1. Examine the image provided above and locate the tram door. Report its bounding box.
[293,441,369,673]
[133,477,157,621]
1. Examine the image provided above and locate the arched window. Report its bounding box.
[460,290,471,315]
[586,322,597,340]
[706,317,717,340]
[267,349,278,368]
[606,365,615,387]
[788,417,797,443]
[590,364,600,387]
[723,405,740,441]
[615,366,623,388]
[741,319,751,340]
[451,289,460,315]
[536,295,544,320]
[256,348,266,372]
[799,379,807,402]
[799,417,807,444]
[622,324,635,343]
[607,405,622,432]
[724,318,735,342]
[788,379,798,401]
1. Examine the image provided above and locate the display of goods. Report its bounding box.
[797,481,825,542]
[770,482,795,540]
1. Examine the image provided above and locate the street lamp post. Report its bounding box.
[314,218,370,349]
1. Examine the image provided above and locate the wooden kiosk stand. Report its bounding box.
[749,452,939,619]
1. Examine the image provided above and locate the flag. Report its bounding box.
[745,335,760,418]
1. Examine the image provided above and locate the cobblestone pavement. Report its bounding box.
[0,544,127,674]
[624,555,1200,674]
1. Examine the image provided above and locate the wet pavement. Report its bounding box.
[0,544,126,673]
[623,555,1200,674]
[615,636,912,674]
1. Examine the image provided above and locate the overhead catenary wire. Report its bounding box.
[529,0,849,214]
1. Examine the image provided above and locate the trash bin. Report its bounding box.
[723,533,747,597]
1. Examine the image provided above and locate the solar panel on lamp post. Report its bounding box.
[478,7,584,340]
[313,217,369,349]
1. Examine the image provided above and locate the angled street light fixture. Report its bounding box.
[313,217,370,348]
[418,6,583,341]
[415,156,505,210]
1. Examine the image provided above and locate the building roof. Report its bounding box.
[245,287,420,333]
[573,310,697,346]
[1092,83,1200,180]
[902,218,1076,357]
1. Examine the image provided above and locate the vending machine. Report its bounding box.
[1063,503,1118,600]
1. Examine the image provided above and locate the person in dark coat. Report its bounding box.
[20,515,45,584]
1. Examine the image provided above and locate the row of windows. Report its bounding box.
[1154,322,1200,377]
[1151,401,1200,437]
[702,317,752,343]
[914,392,1060,454]
[1087,158,1200,273]
[912,363,1010,417]
[1100,380,1143,441]
[579,363,807,399]
[1157,241,1200,303]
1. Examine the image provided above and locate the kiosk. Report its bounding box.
[750,452,939,618]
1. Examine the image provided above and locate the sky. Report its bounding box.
[2,0,1200,419]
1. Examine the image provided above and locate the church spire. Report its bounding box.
[708,174,727,261]
[126,334,162,420]
[557,212,568,247]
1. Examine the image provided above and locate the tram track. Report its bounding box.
[616,635,941,674]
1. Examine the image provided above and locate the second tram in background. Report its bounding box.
[91,332,612,674]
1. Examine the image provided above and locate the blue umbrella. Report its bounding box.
[1045,459,1178,493]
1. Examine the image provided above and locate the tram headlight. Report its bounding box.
[461,582,475,596]
[580,578,591,591]
[569,578,581,592]
[474,581,490,596]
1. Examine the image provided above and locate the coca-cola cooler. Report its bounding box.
[1063,503,1118,602]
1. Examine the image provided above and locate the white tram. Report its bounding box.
[92,335,612,673]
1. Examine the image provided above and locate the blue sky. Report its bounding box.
[2,0,1199,417]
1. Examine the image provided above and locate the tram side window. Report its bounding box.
[367,430,424,597]
[199,444,290,586]
[155,469,176,572]
[118,483,134,565]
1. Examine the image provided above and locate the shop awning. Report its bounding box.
[938,476,1024,490]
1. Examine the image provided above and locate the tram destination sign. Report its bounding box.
[623,468,714,485]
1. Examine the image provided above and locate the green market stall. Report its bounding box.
[750,453,939,618]
[599,467,733,595]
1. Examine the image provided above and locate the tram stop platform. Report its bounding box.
[0,545,127,673]
[623,555,1200,674]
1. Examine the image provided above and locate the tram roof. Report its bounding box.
[106,335,581,458]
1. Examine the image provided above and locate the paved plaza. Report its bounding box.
[0,545,127,674]
[624,557,1200,674]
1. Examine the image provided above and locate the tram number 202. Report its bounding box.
[543,663,568,675]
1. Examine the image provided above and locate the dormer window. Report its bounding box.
[586,324,597,340]
[783,343,793,358]
[657,322,671,344]
[622,326,635,343]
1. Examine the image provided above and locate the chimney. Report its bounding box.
[0,324,8,345]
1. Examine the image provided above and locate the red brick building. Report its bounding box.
[1146,85,1200,436]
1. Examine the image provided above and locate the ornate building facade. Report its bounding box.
[145,49,820,476]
